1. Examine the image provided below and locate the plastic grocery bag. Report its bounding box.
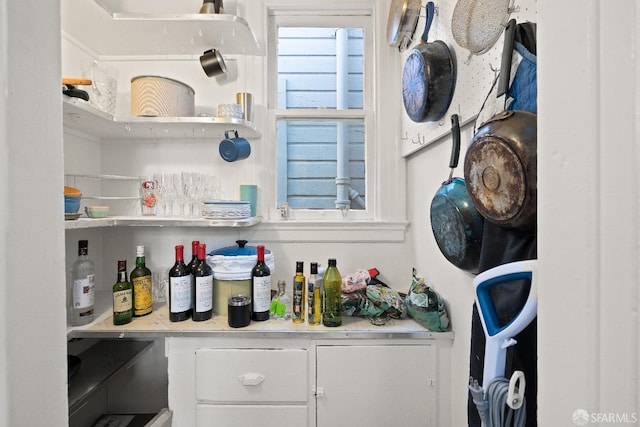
[365,285,407,319]
[405,269,450,332]
[341,284,406,319]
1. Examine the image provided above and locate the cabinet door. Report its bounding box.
[316,345,437,426]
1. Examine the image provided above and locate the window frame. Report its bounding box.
[268,13,374,221]
[263,0,407,231]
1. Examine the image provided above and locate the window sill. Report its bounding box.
[240,220,409,243]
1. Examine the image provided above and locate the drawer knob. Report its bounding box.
[238,373,265,386]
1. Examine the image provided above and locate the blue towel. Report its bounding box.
[507,42,537,113]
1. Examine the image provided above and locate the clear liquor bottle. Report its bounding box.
[270,280,292,320]
[69,240,95,326]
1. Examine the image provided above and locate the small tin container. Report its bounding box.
[227,295,251,328]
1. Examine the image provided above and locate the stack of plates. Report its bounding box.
[201,200,251,219]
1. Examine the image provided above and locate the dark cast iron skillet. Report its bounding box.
[430,114,485,274]
[402,1,456,122]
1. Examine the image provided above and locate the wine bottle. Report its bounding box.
[187,240,200,272]
[113,260,133,325]
[69,239,95,326]
[292,261,306,323]
[308,262,321,325]
[168,244,192,322]
[251,244,271,321]
[192,243,213,321]
[187,240,200,312]
[130,245,153,316]
[322,258,342,327]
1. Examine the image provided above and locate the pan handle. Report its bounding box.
[420,2,435,43]
[449,114,461,170]
[497,19,517,98]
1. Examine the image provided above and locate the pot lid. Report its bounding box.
[209,240,271,257]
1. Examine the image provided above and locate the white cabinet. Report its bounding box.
[316,345,437,426]
[195,348,308,426]
[166,335,442,427]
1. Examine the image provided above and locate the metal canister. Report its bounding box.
[227,295,251,328]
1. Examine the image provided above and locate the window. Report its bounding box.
[269,12,374,220]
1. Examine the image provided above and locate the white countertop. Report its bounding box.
[68,304,454,341]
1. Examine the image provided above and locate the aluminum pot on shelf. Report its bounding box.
[130,75,195,117]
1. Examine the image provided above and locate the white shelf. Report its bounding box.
[63,96,261,139]
[62,1,262,56]
[65,216,262,229]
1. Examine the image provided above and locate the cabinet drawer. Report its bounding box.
[196,404,307,427]
[195,348,308,403]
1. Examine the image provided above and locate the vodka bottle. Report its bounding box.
[69,240,95,326]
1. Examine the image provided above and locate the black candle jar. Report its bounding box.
[227,295,251,328]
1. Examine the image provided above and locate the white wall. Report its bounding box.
[406,122,478,426]
[0,0,68,426]
[537,0,640,424]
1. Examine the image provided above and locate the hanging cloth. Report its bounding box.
[506,22,537,113]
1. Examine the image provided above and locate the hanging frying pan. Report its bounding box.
[463,20,537,231]
[387,0,421,51]
[430,114,484,274]
[451,0,514,55]
[402,2,456,123]
[463,110,537,230]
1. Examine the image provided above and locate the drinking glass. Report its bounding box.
[171,173,185,216]
[154,173,171,216]
[182,172,199,217]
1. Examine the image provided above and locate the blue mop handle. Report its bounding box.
[473,260,538,390]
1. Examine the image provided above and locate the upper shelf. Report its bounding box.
[63,96,261,139]
[62,0,262,57]
[65,216,262,230]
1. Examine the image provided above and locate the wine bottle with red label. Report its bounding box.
[192,243,213,321]
[169,244,192,322]
[251,244,271,321]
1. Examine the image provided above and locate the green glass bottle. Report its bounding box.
[131,245,153,316]
[113,260,133,325]
[322,258,342,327]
